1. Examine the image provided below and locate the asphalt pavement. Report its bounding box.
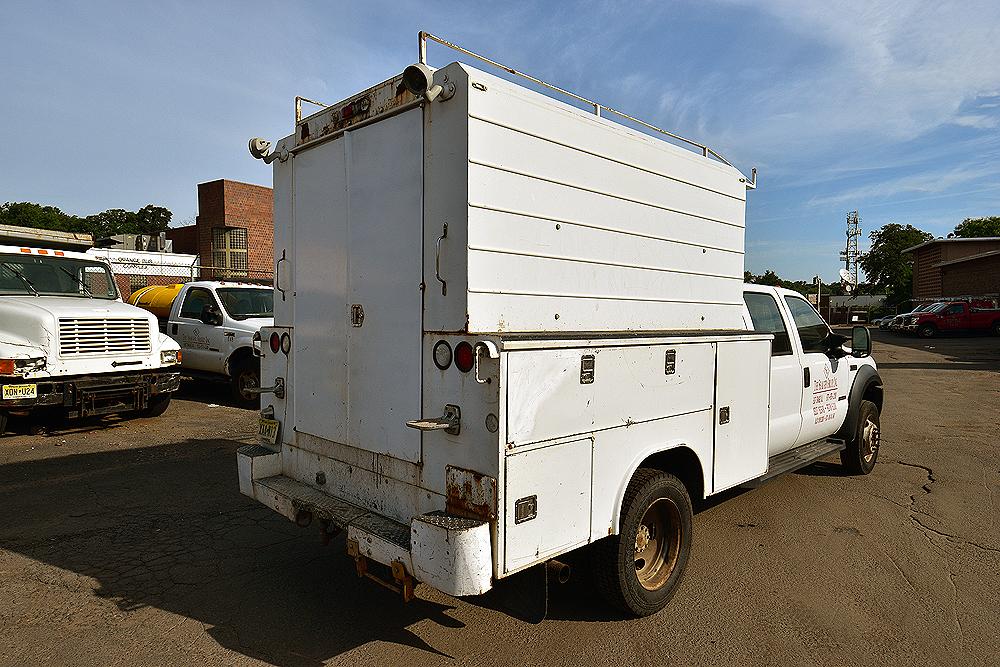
[1,332,998,666]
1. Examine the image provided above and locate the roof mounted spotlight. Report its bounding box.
[402,63,455,102]
[248,137,289,163]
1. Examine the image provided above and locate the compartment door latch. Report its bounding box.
[406,404,461,436]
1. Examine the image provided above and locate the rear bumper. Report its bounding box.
[237,445,493,597]
[0,370,180,415]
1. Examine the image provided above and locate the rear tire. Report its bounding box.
[0,411,8,436]
[231,358,261,409]
[140,395,171,418]
[840,399,880,475]
[991,321,1000,337]
[593,468,692,617]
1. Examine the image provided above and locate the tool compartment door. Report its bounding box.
[713,339,770,490]
[293,109,424,463]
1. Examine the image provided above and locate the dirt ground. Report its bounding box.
[1,332,998,667]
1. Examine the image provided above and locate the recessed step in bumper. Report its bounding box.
[236,445,493,597]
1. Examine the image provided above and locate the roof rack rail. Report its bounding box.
[417,31,755,187]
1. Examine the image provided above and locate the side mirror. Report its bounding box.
[200,304,222,326]
[851,326,872,357]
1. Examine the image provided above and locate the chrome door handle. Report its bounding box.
[435,223,448,296]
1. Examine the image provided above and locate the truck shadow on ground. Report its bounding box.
[0,439,462,665]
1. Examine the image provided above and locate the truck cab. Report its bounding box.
[130,281,273,407]
[741,285,883,470]
[0,244,181,434]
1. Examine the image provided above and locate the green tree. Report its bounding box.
[0,202,88,233]
[859,223,932,304]
[134,205,172,234]
[1,201,173,239]
[952,216,1000,238]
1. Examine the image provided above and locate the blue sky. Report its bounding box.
[3,1,1000,280]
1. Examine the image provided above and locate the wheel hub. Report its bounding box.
[862,418,879,463]
[633,497,683,591]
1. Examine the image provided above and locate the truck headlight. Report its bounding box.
[161,350,182,365]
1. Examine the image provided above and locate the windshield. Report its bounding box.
[216,287,273,320]
[0,253,118,299]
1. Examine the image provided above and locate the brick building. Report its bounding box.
[903,237,1000,301]
[166,179,273,282]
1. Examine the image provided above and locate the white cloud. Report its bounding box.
[708,1,1000,159]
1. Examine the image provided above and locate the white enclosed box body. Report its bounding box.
[242,59,773,597]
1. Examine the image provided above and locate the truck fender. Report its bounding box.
[224,346,257,376]
[609,444,707,536]
[835,365,883,444]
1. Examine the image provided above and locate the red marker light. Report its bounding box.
[269,332,281,354]
[455,342,475,373]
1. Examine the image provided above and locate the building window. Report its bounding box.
[212,227,248,278]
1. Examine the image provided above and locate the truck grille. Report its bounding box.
[58,318,152,357]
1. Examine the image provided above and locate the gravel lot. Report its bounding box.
[1,332,998,667]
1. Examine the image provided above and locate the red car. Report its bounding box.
[904,299,1000,337]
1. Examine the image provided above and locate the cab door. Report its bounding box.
[782,295,850,446]
[172,286,225,372]
[743,290,801,456]
[940,303,965,331]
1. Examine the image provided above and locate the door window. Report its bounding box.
[943,304,964,315]
[179,287,216,319]
[743,292,793,355]
[784,296,830,353]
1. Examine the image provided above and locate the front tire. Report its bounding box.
[840,399,880,474]
[917,324,936,338]
[230,358,261,409]
[593,469,693,617]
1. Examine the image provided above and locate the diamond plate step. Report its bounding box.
[255,475,410,550]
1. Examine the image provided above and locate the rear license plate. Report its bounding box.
[2,384,37,400]
[258,417,280,445]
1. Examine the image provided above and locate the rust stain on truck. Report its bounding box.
[445,465,497,521]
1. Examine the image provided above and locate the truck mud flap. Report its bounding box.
[472,562,549,624]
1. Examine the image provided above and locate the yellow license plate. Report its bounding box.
[2,384,37,400]
[257,417,280,445]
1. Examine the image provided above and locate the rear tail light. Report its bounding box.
[454,342,475,373]
[269,332,281,354]
[0,359,14,375]
[433,340,452,370]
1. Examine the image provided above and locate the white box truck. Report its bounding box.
[240,33,883,617]
[0,245,182,434]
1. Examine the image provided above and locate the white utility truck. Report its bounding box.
[0,245,182,435]
[129,281,273,407]
[240,33,883,617]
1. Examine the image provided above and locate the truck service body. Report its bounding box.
[129,281,273,406]
[242,36,883,616]
[0,245,181,433]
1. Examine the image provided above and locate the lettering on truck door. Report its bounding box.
[783,295,849,446]
[743,291,802,455]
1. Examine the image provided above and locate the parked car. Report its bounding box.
[129,281,273,407]
[902,299,1000,337]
